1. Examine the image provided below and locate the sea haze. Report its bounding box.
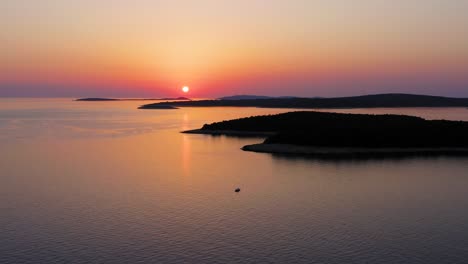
[1,98,468,264]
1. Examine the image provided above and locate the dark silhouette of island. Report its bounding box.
[138,104,178,109]
[218,95,298,100]
[140,93,468,109]
[183,111,468,156]
[76,98,119,101]
[76,97,190,102]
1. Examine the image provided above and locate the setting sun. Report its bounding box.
[182,86,190,93]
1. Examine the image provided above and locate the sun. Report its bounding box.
[182,86,190,93]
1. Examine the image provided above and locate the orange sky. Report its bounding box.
[1,0,467,97]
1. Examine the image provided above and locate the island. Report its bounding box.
[183,111,468,157]
[76,97,190,101]
[76,98,119,101]
[138,104,178,109]
[218,95,298,100]
[140,93,468,109]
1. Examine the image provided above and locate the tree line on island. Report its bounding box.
[195,111,468,148]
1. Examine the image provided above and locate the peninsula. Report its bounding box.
[183,111,468,157]
[140,93,468,109]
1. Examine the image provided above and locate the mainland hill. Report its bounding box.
[218,95,298,100]
[183,111,468,157]
[140,93,468,109]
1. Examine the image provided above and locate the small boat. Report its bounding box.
[235,188,241,193]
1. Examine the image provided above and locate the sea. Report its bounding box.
[1,98,468,264]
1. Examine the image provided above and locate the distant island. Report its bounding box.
[138,104,178,109]
[183,111,468,157]
[76,98,119,101]
[76,97,190,101]
[218,95,298,100]
[140,93,468,109]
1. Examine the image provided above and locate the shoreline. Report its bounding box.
[181,129,275,137]
[242,143,468,157]
[182,128,468,157]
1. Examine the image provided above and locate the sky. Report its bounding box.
[1,0,467,98]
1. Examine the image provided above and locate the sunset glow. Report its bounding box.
[182,86,190,93]
[1,1,467,98]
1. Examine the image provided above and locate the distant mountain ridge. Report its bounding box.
[140,93,468,109]
[218,95,299,100]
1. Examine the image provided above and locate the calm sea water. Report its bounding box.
[1,98,468,264]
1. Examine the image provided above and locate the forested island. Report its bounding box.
[183,111,468,157]
[140,94,468,109]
